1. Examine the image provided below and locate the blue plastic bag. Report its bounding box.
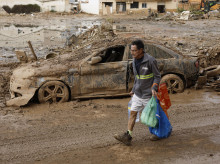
[149,97,172,138]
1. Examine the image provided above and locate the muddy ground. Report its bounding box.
[0,13,220,164]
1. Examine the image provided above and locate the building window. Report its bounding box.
[116,2,126,12]
[157,5,165,13]
[51,6,56,12]
[180,0,188,3]
[130,2,139,8]
[105,2,113,7]
[69,0,78,3]
[142,3,147,8]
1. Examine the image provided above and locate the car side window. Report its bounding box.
[145,45,174,59]
[97,46,125,63]
[128,44,174,59]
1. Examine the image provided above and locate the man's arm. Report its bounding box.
[130,78,136,96]
[151,60,161,94]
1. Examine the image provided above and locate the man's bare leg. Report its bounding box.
[128,111,138,133]
[114,111,137,146]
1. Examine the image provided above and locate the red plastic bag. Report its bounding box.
[157,83,171,118]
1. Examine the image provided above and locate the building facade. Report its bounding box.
[0,0,179,14]
[81,0,179,15]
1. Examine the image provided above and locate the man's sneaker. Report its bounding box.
[149,134,161,141]
[114,131,132,146]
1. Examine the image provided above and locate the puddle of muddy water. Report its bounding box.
[170,89,220,105]
[0,20,101,62]
[209,130,220,144]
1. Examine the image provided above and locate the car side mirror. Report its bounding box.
[88,56,102,65]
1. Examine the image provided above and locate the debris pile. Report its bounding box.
[140,10,220,21]
[195,45,220,91]
[198,45,220,68]
[71,22,115,49]
[208,10,220,18]
[206,46,220,66]
[56,21,116,57]
[0,63,19,107]
[207,78,220,92]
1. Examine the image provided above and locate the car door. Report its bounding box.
[80,45,129,97]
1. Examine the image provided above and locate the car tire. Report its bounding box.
[38,81,69,104]
[160,74,184,93]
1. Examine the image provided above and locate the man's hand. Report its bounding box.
[152,89,157,97]
[129,91,134,96]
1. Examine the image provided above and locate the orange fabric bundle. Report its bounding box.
[157,83,171,119]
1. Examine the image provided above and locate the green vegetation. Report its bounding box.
[50,10,56,13]
[190,10,205,15]
[177,7,185,13]
[2,6,11,13]
[3,4,41,14]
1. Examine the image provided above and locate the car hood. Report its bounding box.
[13,58,79,79]
[12,64,35,79]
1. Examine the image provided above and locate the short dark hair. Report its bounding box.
[131,40,144,50]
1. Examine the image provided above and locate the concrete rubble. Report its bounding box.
[179,11,190,20]
[140,10,220,21]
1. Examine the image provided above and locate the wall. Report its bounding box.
[125,1,178,13]
[100,0,117,15]
[65,0,72,12]
[98,1,179,15]
[126,2,158,13]
[81,0,99,14]
[165,0,178,11]
[41,0,66,12]
[146,2,158,10]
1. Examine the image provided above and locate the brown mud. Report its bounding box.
[0,13,220,164]
[0,89,219,164]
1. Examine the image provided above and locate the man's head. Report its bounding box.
[131,40,144,59]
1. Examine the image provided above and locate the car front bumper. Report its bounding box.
[6,76,37,107]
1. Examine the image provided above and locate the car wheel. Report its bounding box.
[160,74,184,93]
[38,81,69,103]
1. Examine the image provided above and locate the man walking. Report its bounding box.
[114,39,161,146]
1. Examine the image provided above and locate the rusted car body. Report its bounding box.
[7,40,199,106]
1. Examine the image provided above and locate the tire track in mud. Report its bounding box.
[0,95,219,163]
[0,104,127,163]
[170,103,220,127]
[0,122,122,163]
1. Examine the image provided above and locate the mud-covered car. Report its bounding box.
[7,40,199,106]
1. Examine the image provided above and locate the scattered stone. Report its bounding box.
[209,10,220,18]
